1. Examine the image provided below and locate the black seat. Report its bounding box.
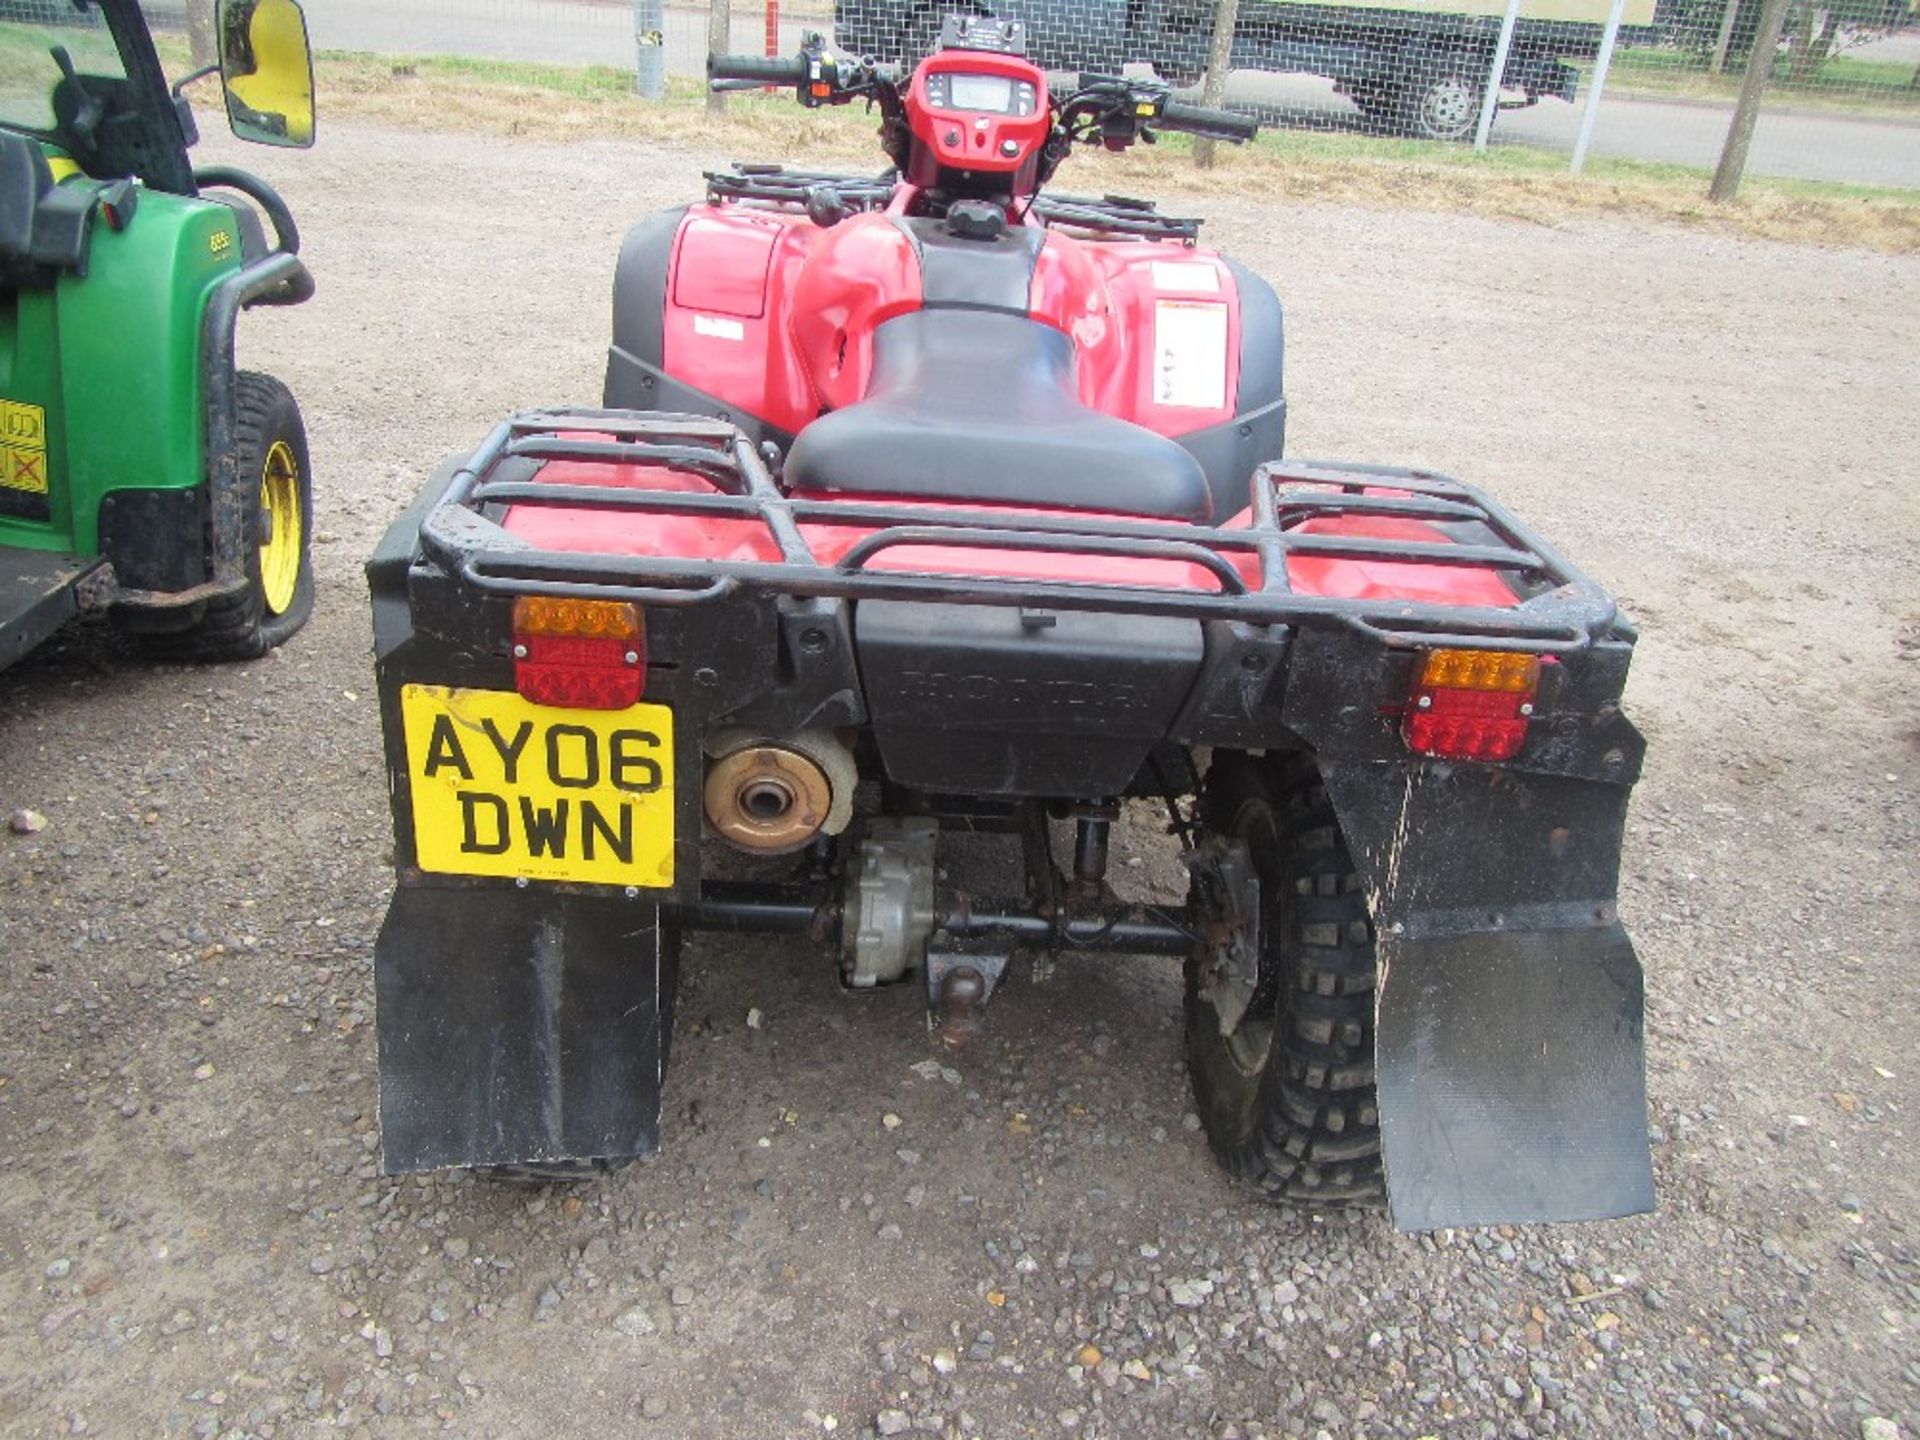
[783,309,1213,522]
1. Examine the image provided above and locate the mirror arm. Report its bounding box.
[171,63,221,101]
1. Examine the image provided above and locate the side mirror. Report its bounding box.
[217,0,316,148]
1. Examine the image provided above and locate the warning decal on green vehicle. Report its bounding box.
[0,400,48,494]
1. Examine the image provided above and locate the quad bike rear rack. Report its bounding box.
[417,408,1628,655]
[382,409,1655,1228]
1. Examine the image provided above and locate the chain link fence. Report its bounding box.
[133,0,1916,188]
[830,0,1918,186]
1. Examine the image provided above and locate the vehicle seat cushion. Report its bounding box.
[783,309,1213,523]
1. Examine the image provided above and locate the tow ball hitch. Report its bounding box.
[927,946,1010,1054]
[838,818,1015,1052]
[835,811,1193,1052]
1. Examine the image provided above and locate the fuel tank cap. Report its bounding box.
[944,200,1006,241]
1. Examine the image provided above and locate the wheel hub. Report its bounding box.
[1422,79,1477,139]
[258,438,302,617]
[1188,838,1263,1038]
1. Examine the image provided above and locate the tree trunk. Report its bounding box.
[706,0,732,115]
[1788,9,1843,84]
[1192,0,1242,169]
[186,0,217,69]
[1710,0,1792,199]
[1780,3,1820,84]
[1709,0,1741,74]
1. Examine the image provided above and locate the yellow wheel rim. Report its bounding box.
[259,439,303,617]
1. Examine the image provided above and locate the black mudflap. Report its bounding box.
[1372,923,1650,1230]
[1320,761,1654,1230]
[374,885,676,1174]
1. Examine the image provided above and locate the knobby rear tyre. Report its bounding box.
[1185,753,1385,1207]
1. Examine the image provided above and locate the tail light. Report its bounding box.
[1403,647,1542,762]
[512,597,644,710]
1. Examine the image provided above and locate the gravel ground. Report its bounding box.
[1,118,1916,1440]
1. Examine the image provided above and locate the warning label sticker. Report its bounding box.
[1151,260,1221,294]
[1152,301,1229,411]
[0,399,48,494]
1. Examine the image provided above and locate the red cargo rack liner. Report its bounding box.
[418,409,1627,655]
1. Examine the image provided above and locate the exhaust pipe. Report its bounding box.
[703,728,857,855]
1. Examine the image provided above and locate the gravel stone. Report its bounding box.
[612,1305,657,1338]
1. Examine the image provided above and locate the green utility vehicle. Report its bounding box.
[1,0,317,670]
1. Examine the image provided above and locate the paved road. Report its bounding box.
[1221,69,1920,189]
[288,0,1920,188]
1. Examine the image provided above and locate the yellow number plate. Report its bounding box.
[400,685,675,889]
[0,399,48,494]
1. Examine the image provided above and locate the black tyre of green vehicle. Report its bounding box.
[479,918,682,1186]
[1185,753,1384,1206]
[153,370,314,662]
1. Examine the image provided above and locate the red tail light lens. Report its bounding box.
[1403,648,1541,762]
[512,598,644,710]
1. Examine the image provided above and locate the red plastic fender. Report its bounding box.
[787,213,925,413]
[660,206,819,434]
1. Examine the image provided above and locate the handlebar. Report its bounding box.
[1155,99,1260,142]
[707,53,809,86]
[709,44,1255,158]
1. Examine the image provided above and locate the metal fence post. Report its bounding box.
[1710,0,1791,200]
[1192,0,1243,169]
[1474,0,1522,152]
[707,0,732,114]
[634,0,666,99]
[1569,0,1627,174]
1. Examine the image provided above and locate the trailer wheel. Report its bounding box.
[1390,63,1487,143]
[151,371,314,662]
[1185,753,1384,1207]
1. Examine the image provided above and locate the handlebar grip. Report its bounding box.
[1157,100,1260,141]
[707,53,809,85]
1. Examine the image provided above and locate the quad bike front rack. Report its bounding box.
[701,166,1207,244]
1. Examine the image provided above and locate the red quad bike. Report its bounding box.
[367,17,1652,1229]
